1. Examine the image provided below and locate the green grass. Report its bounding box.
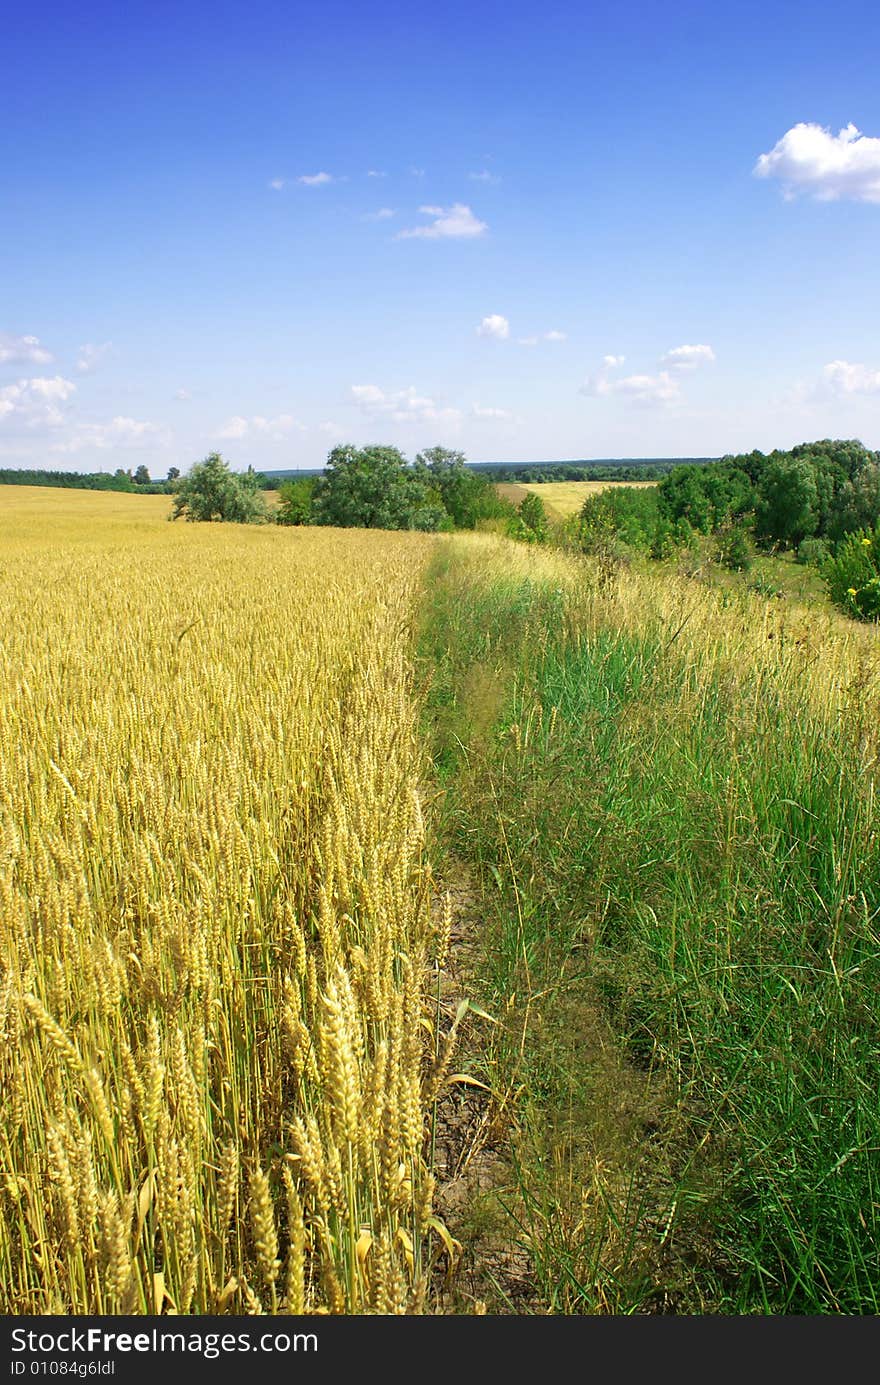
[418,537,880,1314]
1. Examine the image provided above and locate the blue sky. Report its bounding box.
[2,0,879,474]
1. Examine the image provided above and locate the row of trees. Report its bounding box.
[575,438,880,620]
[170,446,513,531]
[0,464,181,493]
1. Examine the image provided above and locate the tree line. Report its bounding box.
[573,438,880,620]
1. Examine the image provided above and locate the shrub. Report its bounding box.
[797,537,829,567]
[823,528,880,621]
[715,522,754,571]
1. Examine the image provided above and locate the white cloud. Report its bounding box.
[477,314,510,340]
[366,169,387,178]
[408,167,426,178]
[581,360,680,406]
[268,178,286,191]
[298,172,334,186]
[364,207,396,221]
[471,404,512,420]
[518,329,567,347]
[76,341,112,373]
[218,416,249,439]
[469,170,500,184]
[350,383,460,425]
[754,122,880,203]
[217,413,300,441]
[174,388,191,401]
[397,203,487,240]
[660,343,716,370]
[318,421,343,436]
[822,359,880,396]
[0,332,53,366]
[52,416,168,454]
[0,375,76,428]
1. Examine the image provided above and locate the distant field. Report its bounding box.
[496,478,657,520]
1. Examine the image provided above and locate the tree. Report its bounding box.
[277,476,316,525]
[414,446,507,529]
[755,457,818,548]
[167,466,181,483]
[169,452,269,523]
[312,444,445,530]
[133,464,151,485]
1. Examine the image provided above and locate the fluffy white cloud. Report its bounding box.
[76,341,112,373]
[52,416,168,454]
[366,169,387,178]
[397,204,487,240]
[350,383,460,425]
[471,404,512,419]
[218,413,300,441]
[755,123,880,203]
[0,375,76,427]
[581,360,680,406]
[477,314,510,340]
[298,172,334,186]
[519,329,567,346]
[660,343,716,370]
[822,359,880,395]
[365,207,396,220]
[268,178,286,190]
[0,333,53,366]
[218,415,249,439]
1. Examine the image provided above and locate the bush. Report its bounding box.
[715,522,754,571]
[823,528,880,621]
[796,537,829,567]
[170,453,270,523]
[277,477,315,525]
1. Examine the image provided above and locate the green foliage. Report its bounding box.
[414,446,511,528]
[276,476,316,526]
[508,491,549,544]
[823,527,880,621]
[169,452,269,523]
[796,536,829,567]
[579,484,660,553]
[827,460,880,542]
[133,464,151,485]
[715,522,754,571]
[311,444,444,531]
[754,457,820,548]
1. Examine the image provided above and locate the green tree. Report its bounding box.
[312,444,444,530]
[277,476,316,525]
[755,456,819,548]
[517,491,549,542]
[827,461,880,542]
[167,466,181,483]
[823,527,880,621]
[169,452,269,523]
[413,446,506,529]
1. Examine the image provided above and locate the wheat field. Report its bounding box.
[495,479,657,520]
[0,488,448,1315]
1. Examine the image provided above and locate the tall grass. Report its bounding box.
[0,489,444,1314]
[418,534,880,1313]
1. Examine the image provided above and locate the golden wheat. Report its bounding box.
[0,487,443,1314]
